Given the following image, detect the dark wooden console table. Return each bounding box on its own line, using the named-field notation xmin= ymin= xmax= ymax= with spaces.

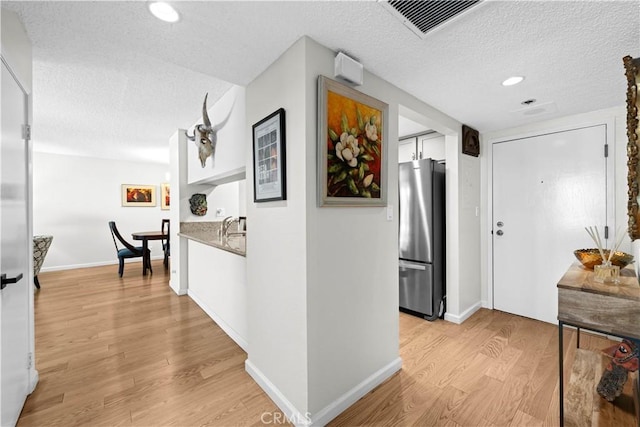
xmin=557 ymin=262 xmax=640 ymax=426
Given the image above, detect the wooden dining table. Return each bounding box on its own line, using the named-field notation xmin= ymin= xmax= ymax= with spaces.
xmin=132 ymin=231 xmax=166 ymax=276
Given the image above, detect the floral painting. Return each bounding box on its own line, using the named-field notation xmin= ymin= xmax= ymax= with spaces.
xmin=318 ymin=76 xmax=388 ymax=206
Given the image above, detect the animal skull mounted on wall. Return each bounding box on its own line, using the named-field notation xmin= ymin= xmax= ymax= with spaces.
xmin=186 ymin=93 xmax=217 ymax=168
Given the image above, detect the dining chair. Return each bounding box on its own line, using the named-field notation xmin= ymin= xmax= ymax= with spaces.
xmin=33 ymin=235 xmax=53 ymax=289
xmin=108 ymin=221 xmax=149 ymax=277
xmin=161 ymin=219 xmax=170 ymax=269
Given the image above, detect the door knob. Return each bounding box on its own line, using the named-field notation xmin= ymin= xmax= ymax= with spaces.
xmin=496 ymin=230 xmax=504 ymax=236
xmin=1 ymin=273 xmax=24 ymax=290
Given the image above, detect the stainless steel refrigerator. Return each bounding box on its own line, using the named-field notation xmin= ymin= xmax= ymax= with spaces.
xmin=398 ymin=159 xmax=445 ymax=320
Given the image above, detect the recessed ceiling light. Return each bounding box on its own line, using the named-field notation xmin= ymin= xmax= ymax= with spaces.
xmin=502 ymin=76 xmax=524 ymax=86
xmin=148 ymin=2 xmax=180 ymax=23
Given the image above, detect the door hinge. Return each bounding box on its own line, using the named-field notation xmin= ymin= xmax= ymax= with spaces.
xmin=604 ymin=225 xmax=609 ymax=239
xmin=604 ymin=143 xmax=609 ymax=158
xmin=22 ymin=124 xmax=31 ymax=141
xmin=27 ymin=352 xmax=33 ymax=369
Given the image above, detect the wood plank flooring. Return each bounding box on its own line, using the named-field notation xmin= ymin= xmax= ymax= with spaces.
xmin=18 ymin=261 xmax=634 ymax=426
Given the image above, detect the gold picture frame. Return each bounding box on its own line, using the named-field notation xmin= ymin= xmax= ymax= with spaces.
xmin=161 ymin=183 xmax=170 ymax=210
xmin=624 ymin=55 xmax=640 ymax=240
xmin=317 ymin=76 xmax=388 ymax=207
xmin=121 ymin=184 xmax=156 ymax=207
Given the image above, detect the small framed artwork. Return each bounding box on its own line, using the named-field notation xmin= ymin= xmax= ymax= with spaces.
xmin=318 ymin=76 xmax=388 ymax=207
xmin=160 ymin=183 xmax=170 ymax=210
xmin=252 ymin=108 xmax=287 ymax=202
xmin=462 ymin=124 xmax=480 ymax=157
xmin=121 ymin=184 xmax=156 ymax=207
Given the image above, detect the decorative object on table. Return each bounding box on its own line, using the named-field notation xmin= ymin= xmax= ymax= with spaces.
xmin=160 ymin=183 xmax=170 ymax=210
xmin=121 ymin=184 xmax=156 ymax=207
xmin=624 ymin=55 xmax=640 ymax=240
xmin=184 ymin=93 xmax=234 ymax=168
xmin=583 ymin=226 xmax=627 ymax=283
xmin=596 ymin=338 xmax=640 ymax=402
xmin=189 ymin=193 xmax=207 ymax=216
xmin=252 ymin=108 xmax=287 ymax=202
xmin=462 ymin=124 xmax=480 ymax=157
xmin=317 ymin=76 xmax=388 ymax=207
xmin=573 ymin=249 xmax=634 ymax=270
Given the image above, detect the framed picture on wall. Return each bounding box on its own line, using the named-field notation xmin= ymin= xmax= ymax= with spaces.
xmin=121 ymin=184 xmax=156 ymax=207
xmin=462 ymin=124 xmax=480 ymax=157
xmin=252 ymin=108 xmax=287 ymax=202
xmin=317 ymin=76 xmax=388 ymax=207
xmin=161 ymin=183 xmax=170 ymax=210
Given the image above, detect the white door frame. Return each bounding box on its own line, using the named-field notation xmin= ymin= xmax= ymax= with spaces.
xmin=486 ymin=118 xmax=616 ymax=311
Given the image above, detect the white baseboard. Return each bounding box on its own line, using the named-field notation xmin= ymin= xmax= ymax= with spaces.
xmin=245 ymin=357 xmax=402 ymax=427
xmin=245 ymin=360 xmax=311 ymax=426
xmin=444 ymin=301 xmax=482 ymax=324
xmin=311 ymin=357 xmax=402 ymax=426
xmin=169 ymin=280 xmax=188 ymax=296
xmin=29 ymin=369 xmax=39 ymax=394
xmin=188 ymin=290 xmax=248 ymax=352
xmin=40 ymin=256 xmax=164 ymax=273
xmin=481 ymin=299 xmax=491 ymax=309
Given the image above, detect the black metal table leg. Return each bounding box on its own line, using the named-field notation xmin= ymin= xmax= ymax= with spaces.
xmin=559 ymin=320 xmax=564 ymax=427
xmin=142 ymin=238 xmax=149 ymax=276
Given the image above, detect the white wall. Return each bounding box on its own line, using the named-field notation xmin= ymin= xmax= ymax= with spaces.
xmin=179 ymin=181 xmax=243 ymax=223
xmin=246 ymin=37 xmax=310 ymax=414
xmin=169 ymin=85 xmax=248 ymax=295
xmin=187 ymin=240 xmax=247 ymax=350
xmin=187 ymin=86 xmax=246 ymax=184
xmin=33 ymin=151 xmax=170 ymax=271
xmin=169 ymin=127 xmax=246 ymax=296
xmin=481 ymin=106 xmax=628 ymax=306
xmin=304 ymin=38 xmax=401 ymax=415
xmin=245 ymin=36 xmax=479 ymax=423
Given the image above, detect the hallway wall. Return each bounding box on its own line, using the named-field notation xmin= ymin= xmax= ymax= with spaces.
xmin=33 ymin=151 xmax=169 ymax=270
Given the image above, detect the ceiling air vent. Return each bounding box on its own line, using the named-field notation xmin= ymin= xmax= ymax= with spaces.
xmin=381 ymin=0 xmax=482 ymax=39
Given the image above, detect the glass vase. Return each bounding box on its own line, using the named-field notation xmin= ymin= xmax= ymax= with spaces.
xmin=594 ymin=261 xmax=620 ymax=284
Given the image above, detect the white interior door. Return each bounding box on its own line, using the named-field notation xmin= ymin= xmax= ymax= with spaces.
xmin=1 ymin=60 xmax=31 ymax=426
xmin=493 ymin=125 xmax=609 ymax=324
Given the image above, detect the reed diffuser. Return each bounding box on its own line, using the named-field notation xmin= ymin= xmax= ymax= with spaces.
xmin=585 ymin=226 xmax=625 ymax=284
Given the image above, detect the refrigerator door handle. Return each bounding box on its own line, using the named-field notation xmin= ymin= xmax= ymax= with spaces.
xmin=399 ymin=260 xmax=427 ymax=271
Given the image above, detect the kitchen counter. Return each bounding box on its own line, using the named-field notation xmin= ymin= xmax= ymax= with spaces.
xmin=178 ymin=221 xmax=246 ymax=257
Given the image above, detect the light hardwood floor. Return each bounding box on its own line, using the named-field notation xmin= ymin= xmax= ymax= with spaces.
xmin=18 ymin=261 xmax=629 ymax=426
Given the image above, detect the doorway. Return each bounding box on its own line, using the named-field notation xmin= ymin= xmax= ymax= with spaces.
xmin=492 ymin=124 xmax=612 ymax=324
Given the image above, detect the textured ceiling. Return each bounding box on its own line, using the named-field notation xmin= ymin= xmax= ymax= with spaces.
xmin=3 ymin=0 xmax=639 ymax=164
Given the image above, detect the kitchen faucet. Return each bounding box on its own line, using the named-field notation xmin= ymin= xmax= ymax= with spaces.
xmin=221 ymin=216 xmax=246 ymax=240
xmin=221 ymin=216 xmax=235 ymax=239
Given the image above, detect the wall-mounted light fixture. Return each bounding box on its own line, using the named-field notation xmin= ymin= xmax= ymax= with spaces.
xmin=334 ymin=52 xmax=363 ymax=86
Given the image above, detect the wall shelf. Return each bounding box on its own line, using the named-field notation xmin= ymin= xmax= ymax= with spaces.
xmin=189 ymin=166 xmax=245 ymax=186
